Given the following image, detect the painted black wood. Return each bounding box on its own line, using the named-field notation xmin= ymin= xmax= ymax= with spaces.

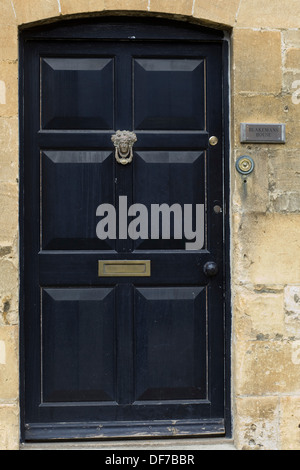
xmin=21 ymin=16 xmax=224 ymax=41
xmin=20 ymin=18 xmax=229 ymax=441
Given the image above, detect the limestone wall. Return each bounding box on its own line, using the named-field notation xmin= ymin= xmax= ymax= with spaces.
xmin=0 ymin=0 xmax=299 ymax=450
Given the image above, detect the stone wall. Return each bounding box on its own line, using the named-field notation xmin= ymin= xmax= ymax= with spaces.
xmin=0 ymin=0 xmax=299 ymax=450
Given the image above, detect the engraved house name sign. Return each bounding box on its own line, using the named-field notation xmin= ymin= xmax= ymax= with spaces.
xmin=240 ymin=123 xmax=286 ymax=143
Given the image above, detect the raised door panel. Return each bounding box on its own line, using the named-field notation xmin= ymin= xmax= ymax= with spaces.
xmin=134 ymin=287 xmax=207 ymax=402
xmin=133 ymin=151 xmax=206 ymax=250
xmin=133 ymin=58 xmax=205 ymax=130
xmin=42 ymin=288 xmax=116 ymax=403
xmin=41 ymin=150 xmax=115 ymax=250
xmin=41 ymin=57 xmax=115 ymax=130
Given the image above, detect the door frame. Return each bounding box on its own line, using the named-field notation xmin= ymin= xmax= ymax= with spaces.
xmin=19 ymin=16 xmax=231 ymax=442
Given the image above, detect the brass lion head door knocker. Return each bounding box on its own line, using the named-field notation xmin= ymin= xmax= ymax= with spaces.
xmin=111 ymin=130 xmax=137 ymax=165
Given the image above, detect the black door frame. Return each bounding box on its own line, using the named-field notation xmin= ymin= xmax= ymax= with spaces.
xmin=19 ymin=16 xmax=231 ymax=442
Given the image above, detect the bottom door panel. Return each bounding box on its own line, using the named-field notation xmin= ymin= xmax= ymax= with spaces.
xmin=42 ymin=288 xmax=116 ymax=403
xmin=134 ymin=287 xmax=207 ymax=402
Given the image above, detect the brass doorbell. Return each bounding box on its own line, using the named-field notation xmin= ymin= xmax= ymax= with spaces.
xmin=236 ymin=156 xmax=255 ymax=175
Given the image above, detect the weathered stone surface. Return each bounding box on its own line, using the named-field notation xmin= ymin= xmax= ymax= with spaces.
xmin=233 ymin=30 xmax=282 ymax=94
xmin=234 ymin=286 xmax=285 ymax=341
xmin=285 ymin=49 xmax=300 ymax=71
xmin=282 ymin=71 xmax=300 ymax=96
xmin=0 ymin=117 xmax=19 ymax=182
xmin=0 ymin=293 xmax=18 ymax=327
xmin=268 ymin=149 xmax=300 ymax=213
xmin=0 ymin=405 xmax=19 ymax=450
xmin=0 ymin=256 xmax=18 ymax=327
xmin=13 ymin=0 xmax=60 ymax=25
xmin=0 ymin=0 xmax=17 ymax=25
xmin=270 ymin=192 xmax=300 ymax=213
xmin=0 ymin=326 xmax=19 ymax=400
xmin=0 ymin=256 xmax=19 ymax=326
xmin=60 ymin=0 xmax=149 ymax=15
xmin=280 ymin=397 xmax=300 ymax=450
xmin=60 ymin=0 xmax=104 ymax=15
xmin=284 ymin=286 xmax=300 ymax=335
xmin=236 ymin=0 xmax=300 ymax=28
xmin=105 ymin=0 xmax=148 ymax=10
xmin=284 ymin=120 xmax=300 ymax=148
xmin=234 ymin=397 xmax=279 ymax=450
xmin=283 ymin=30 xmax=300 ymax=48
xmin=150 ymin=0 xmax=193 ymax=16
xmin=0 ymin=183 xmax=18 ymax=244
xmin=0 ymin=24 xmax=18 ymax=61
xmin=235 ymin=339 xmax=300 ymax=396
xmin=0 ymin=61 xmax=18 ymax=118
xmin=232 ymin=213 xmax=300 ymax=285
xmin=193 ymin=0 xmax=240 ymax=27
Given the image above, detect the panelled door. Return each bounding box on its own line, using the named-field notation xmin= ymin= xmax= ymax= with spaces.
xmin=21 ymin=19 xmax=229 ymax=440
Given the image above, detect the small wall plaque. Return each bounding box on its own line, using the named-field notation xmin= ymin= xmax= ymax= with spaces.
xmin=240 ymin=123 xmax=286 ymax=144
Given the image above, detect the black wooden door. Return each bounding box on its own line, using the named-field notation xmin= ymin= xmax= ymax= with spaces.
xmin=21 ymin=19 xmax=229 ymax=440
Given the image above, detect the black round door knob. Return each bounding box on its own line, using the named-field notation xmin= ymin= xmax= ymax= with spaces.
xmin=204 ymin=261 xmax=219 ymax=277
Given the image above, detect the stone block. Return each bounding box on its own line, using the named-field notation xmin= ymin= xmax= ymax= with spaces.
xmin=0 ymin=405 xmax=19 ymax=450
xmin=0 ymin=183 xmax=18 ymax=244
xmin=0 ymin=61 xmax=18 ymax=118
xmin=0 ymin=251 xmax=18 ymax=326
xmin=285 ymin=120 xmax=300 ymax=148
xmin=0 ymin=259 xmax=18 ymax=319
xmin=150 ymin=0 xmax=193 ymax=16
xmin=270 ymin=192 xmax=300 ymax=213
xmin=234 ymin=397 xmax=279 ymax=450
xmin=282 ymin=71 xmax=300 ymax=95
xmin=234 ymin=339 xmax=300 ymax=396
xmin=60 ymin=0 xmax=149 ymax=15
xmin=232 ymin=213 xmax=300 ymax=285
xmin=234 ymin=286 xmax=285 ymax=341
xmin=13 ymin=0 xmax=60 ymax=25
xmin=0 ymin=293 xmax=18 ymax=327
xmin=0 ymin=24 xmax=18 ymax=61
xmin=236 ymin=0 xmax=300 ymax=29
xmin=60 ymin=0 xmax=104 ymax=15
xmin=283 ymin=30 xmax=300 ymax=48
xmin=0 ymin=0 xmax=17 ymax=24
xmin=0 ymin=117 xmax=19 ymax=182
xmin=104 ymin=0 xmax=149 ymax=11
xmin=285 ymin=49 xmax=300 ymax=71
xmin=268 ymin=145 xmax=300 ymax=213
xmin=268 ymin=149 xmax=300 ymax=193
xmin=233 ymin=29 xmax=282 ymax=94
xmin=0 ymin=326 xmax=19 ymax=400
xmin=284 ymin=286 xmax=300 ymax=335
xmin=193 ymin=0 xmax=240 ymax=27
xmin=280 ymin=396 xmax=300 ymax=450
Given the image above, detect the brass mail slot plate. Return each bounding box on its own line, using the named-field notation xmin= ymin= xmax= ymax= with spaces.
xmin=98 ymin=260 xmax=151 ymax=277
